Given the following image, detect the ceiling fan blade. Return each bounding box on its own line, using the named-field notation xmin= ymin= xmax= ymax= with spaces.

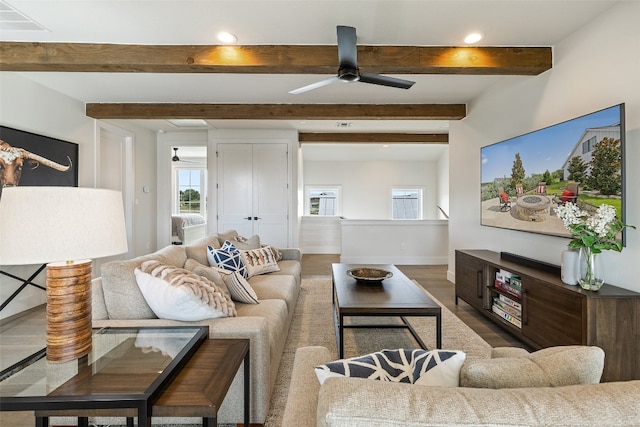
xmin=289 ymin=76 xmax=340 ymax=94
xmin=337 ymin=25 xmax=357 ymax=69
xmin=359 ymin=72 xmax=415 ymax=89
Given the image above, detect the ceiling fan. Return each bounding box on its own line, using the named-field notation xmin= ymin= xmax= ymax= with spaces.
xmin=171 ymin=147 xmax=199 ymax=163
xmin=289 ymin=25 xmax=416 ymax=95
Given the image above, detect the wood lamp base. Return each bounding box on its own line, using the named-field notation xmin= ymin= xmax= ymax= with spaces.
xmin=46 ymin=260 xmax=93 ymax=363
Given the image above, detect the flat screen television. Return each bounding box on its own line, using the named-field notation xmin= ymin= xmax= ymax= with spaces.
xmin=480 ymin=103 xmax=626 ymax=242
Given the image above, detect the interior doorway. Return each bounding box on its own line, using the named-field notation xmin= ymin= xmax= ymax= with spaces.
xmin=170 ymin=146 xmax=208 ymax=245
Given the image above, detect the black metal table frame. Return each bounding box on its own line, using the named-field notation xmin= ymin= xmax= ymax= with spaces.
xmin=332 ymin=275 xmax=442 ymax=359
xmin=1 ymin=326 xmax=209 ymax=427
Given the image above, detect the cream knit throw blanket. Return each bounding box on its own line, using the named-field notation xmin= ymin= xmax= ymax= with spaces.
xmin=140 ymin=259 xmax=237 ymax=317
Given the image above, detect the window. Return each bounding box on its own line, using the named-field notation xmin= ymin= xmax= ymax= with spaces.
xmin=305 ymin=186 xmax=341 ymax=216
xmin=176 ymin=168 xmax=207 ymax=215
xmin=391 ymin=188 xmax=423 ymax=219
xmin=582 ymin=136 xmax=596 ymax=154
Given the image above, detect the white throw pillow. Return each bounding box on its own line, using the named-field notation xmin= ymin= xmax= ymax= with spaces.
xmin=134 ymin=261 xmax=236 ymax=321
xmin=240 ymin=246 xmax=281 ymax=277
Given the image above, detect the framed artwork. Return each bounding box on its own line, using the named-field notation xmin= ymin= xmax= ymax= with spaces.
xmin=0 ymin=125 xmax=78 ymax=194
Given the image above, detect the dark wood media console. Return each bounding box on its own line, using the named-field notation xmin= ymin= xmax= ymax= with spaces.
xmin=455 ymin=249 xmax=640 ymax=382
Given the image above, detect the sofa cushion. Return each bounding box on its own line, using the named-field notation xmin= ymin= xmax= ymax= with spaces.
xmin=207 ymin=242 xmax=249 ymax=278
xmin=135 ymin=260 xmax=236 ymax=321
xmin=241 ymin=246 xmax=281 ymax=277
xmin=315 ymin=349 xmax=466 ymax=387
xmin=101 ymin=245 xmax=188 ymax=319
xmin=248 ymin=274 xmax=298 ymax=314
xmin=461 ymin=345 xmax=605 ymax=388
xmin=268 ymin=259 xmax=302 ymax=285
xmin=185 ymin=235 xmax=222 ymax=266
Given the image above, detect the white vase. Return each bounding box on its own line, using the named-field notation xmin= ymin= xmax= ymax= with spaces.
xmin=560 ymin=249 xmax=579 ymax=285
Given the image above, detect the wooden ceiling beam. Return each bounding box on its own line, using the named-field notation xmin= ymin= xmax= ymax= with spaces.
xmin=299 ymin=133 xmax=448 ymax=144
xmin=0 ymin=42 xmax=552 ymax=75
xmin=85 ymin=103 xmax=466 ymax=120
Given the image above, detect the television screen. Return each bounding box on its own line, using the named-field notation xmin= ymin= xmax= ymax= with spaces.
xmin=480 ymin=103 xmax=625 ymax=241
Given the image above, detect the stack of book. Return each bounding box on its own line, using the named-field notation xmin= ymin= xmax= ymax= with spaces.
xmin=492 ymin=294 xmax=522 ymax=328
xmin=492 ymin=269 xmax=522 ymax=328
xmin=494 ymin=269 xmax=522 ymax=298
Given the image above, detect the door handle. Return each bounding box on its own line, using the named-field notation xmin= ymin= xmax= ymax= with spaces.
xmin=253 ymin=217 xmax=261 ymax=220
xmin=245 ymin=216 xmax=252 ymax=220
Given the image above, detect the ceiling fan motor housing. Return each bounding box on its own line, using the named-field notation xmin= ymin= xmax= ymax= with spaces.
xmin=338 ymin=67 xmax=360 ymax=82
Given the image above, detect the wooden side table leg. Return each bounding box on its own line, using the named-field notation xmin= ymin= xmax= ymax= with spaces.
xmin=203 ymin=417 xmax=216 ymax=427
xmin=78 ymin=417 xmax=89 ymax=427
xmin=35 ymin=416 xmax=48 ymax=427
xmin=127 ymin=417 xmax=134 ymax=427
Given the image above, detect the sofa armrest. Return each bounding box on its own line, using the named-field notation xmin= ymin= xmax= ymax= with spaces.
xmin=282 ymin=346 xmax=332 ymax=427
xmin=92 ymin=316 xmax=271 ymax=423
xmin=279 ymin=248 xmax=302 ymax=262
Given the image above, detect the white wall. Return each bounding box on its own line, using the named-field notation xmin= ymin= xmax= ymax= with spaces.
xmin=449 ymin=1 xmax=640 ymax=292
xmin=105 ymin=120 xmax=158 ymax=256
xmin=341 ymin=219 xmax=448 ymax=265
xmin=0 ymin=73 xmax=95 ymax=319
xmin=304 ymin=159 xmax=441 ymax=219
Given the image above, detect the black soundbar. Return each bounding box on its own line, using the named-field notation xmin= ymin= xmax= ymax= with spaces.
xmin=500 ymin=252 xmax=561 ymax=276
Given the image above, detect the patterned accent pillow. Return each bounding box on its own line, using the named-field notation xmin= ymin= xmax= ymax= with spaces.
xmin=134 ymin=260 xmax=236 ymax=321
xmin=218 ymin=270 xmax=259 ymax=304
xmin=240 ymin=246 xmax=281 ymax=277
xmin=232 ymin=234 xmax=261 ymax=250
xmin=207 ymin=242 xmax=248 ymax=278
xmin=315 ymin=349 xmax=465 ymax=387
xmin=413 ymin=349 xmax=466 ymax=386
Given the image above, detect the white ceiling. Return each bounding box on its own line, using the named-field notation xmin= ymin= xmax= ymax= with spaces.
xmin=0 ymin=0 xmax=622 ymax=159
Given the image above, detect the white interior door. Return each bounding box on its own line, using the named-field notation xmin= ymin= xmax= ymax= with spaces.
xmin=217 ymin=143 xmax=289 ymax=246
xmin=252 ymin=144 xmax=288 ymax=247
xmin=217 ymin=144 xmax=254 ymax=238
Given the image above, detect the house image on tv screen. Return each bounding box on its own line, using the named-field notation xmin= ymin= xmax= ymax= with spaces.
xmin=561 ymin=122 xmax=621 ymax=181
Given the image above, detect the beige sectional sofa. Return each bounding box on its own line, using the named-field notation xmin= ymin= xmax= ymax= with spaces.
xmin=283 ymin=345 xmax=640 ymax=426
xmin=90 ymin=230 xmax=301 ymax=426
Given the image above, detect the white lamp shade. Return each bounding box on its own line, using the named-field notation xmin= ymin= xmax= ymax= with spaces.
xmin=0 ymin=186 xmax=128 ymax=265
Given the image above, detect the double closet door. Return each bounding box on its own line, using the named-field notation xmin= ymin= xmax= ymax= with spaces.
xmin=217 ymin=143 xmax=289 ymax=248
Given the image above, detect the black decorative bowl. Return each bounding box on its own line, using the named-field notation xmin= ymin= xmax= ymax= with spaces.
xmin=347 ymin=268 xmax=393 ymax=283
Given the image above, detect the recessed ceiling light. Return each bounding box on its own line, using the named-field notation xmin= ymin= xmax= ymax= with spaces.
xmin=464 ymin=32 xmax=483 ymax=44
xmin=217 ymin=31 xmax=237 ymax=43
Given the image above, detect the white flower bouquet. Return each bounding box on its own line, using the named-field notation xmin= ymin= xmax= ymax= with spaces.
xmin=555 ymin=202 xmax=635 ymax=290
xmin=555 ymin=202 xmax=634 ymax=253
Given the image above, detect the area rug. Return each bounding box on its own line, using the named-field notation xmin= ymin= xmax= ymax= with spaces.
xmin=85 ymin=277 xmax=491 ymax=427
xmin=263 ymin=276 xmax=492 ymax=427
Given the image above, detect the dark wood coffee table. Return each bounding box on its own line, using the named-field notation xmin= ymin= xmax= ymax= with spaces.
xmin=332 ymin=263 xmax=442 ymax=358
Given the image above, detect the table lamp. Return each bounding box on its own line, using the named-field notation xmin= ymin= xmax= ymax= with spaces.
xmin=0 ymin=186 xmax=128 ymax=363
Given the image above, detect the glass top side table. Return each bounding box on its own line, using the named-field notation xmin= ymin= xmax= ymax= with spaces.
xmin=0 ymin=326 xmax=208 ymax=427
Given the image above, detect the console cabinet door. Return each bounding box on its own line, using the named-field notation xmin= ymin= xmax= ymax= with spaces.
xmin=455 ymin=251 xmax=486 ymax=310
xmin=521 ymin=277 xmax=584 ymax=347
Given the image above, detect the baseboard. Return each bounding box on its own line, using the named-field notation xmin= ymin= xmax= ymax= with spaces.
xmin=339 ymin=256 xmax=448 ymax=265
